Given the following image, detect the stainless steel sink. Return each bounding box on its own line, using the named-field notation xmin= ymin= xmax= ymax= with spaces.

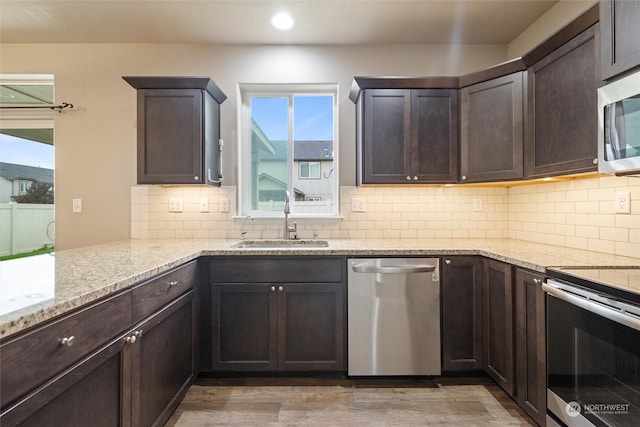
xmin=232 ymin=239 xmax=329 ymax=248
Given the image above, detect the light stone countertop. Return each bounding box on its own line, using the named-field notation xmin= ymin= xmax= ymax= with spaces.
xmin=1 ymin=238 xmax=638 ymax=340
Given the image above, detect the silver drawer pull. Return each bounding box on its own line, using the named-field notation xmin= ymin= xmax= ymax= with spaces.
xmin=168 ymin=281 xmax=179 ymax=287
xmin=134 ymin=330 xmax=144 ymax=338
xmin=126 ymin=335 xmax=137 ymax=344
xmin=60 ymin=336 xmax=75 ymax=347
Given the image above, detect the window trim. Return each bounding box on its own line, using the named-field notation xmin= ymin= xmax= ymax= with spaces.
xmin=238 ymin=83 xmax=339 ymax=218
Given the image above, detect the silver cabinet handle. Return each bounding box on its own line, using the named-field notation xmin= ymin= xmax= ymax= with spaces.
xmin=60 ymin=336 xmax=75 ymax=347
xmin=134 ymin=330 xmax=144 ymax=338
xmin=278 ymin=285 xmax=284 ymax=292
xmin=406 ymin=176 xmax=411 ymax=181
xmin=194 ymin=175 xmax=200 ymax=181
xmin=413 ymin=176 xmax=418 ymax=181
xmin=208 ymin=139 xmax=225 ymax=184
xmin=533 ymin=278 xmax=542 ymax=285
xmin=126 ymin=335 xmax=137 ymax=344
xmin=445 ymin=259 xmax=451 ymax=265
xmin=351 ymin=264 xmax=436 ymax=274
xmin=168 ymin=280 xmax=179 ymax=287
xmin=462 ymin=175 xmax=468 ymax=180
xmin=270 ymin=285 xmax=276 ymax=292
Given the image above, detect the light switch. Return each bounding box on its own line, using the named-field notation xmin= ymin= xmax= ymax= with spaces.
xmin=72 ymin=198 xmax=82 ymax=213
xmin=199 ymin=197 xmax=209 ymax=213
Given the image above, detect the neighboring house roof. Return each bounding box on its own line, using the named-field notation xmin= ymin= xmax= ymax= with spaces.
xmin=0 ymin=162 xmax=54 ymax=184
xmin=258 ymin=140 xmax=333 ymax=161
xmin=294 ymin=140 xmax=333 ymax=161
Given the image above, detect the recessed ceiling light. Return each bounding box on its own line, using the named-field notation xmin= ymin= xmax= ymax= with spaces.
xmin=271 ymin=12 xmax=294 ymax=30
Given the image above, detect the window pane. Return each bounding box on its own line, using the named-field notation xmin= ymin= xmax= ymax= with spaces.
xmin=242 ymin=86 xmax=337 ymax=217
xmin=250 ymin=97 xmax=289 ymax=212
xmin=0 ymin=130 xmax=55 ymax=258
xmin=293 ymin=95 xmax=334 ymax=213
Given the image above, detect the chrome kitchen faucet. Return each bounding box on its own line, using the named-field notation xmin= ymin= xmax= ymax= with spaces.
xmin=283 ymin=191 xmax=297 ymax=240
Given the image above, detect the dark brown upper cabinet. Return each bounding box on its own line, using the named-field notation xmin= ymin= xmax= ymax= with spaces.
xmin=350 ymin=77 xmax=459 ymax=184
xmin=600 ymin=0 xmax=640 ymax=80
xmin=522 ymin=5 xmax=599 ymax=179
xmin=459 ymin=59 xmax=526 ymax=183
xmin=123 ymin=76 xmax=227 ymax=185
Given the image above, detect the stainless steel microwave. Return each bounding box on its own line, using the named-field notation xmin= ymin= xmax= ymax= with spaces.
xmin=598 ymin=70 xmax=640 ymax=175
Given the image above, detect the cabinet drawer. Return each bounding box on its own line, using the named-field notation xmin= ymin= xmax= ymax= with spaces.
xmin=132 ymin=260 xmax=198 ymax=322
xmin=210 ymin=257 xmax=344 ymax=283
xmin=0 ymin=291 xmax=132 ymax=408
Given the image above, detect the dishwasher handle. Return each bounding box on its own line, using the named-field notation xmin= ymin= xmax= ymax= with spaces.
xmin=351 ymin=264 xmax=436 ymax=274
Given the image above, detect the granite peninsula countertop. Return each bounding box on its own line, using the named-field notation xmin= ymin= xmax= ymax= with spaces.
xmin=1 ymin=238 xmax=638 ymax=339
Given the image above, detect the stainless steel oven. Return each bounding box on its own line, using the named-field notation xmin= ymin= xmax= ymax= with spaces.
xmin=544 ymin=267 xmax=640 ymax=427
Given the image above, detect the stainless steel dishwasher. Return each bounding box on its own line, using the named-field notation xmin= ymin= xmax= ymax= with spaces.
xmin=347 ymin=258 xmax=441 ymax=376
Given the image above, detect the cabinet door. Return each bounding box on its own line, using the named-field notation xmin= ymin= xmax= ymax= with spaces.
xmin=525 ymin=25 xmax=599 ymax=178
xmin=441 ymin=257 xmax=483 ymax=371
xmin=137 ymin=88 xmax=204 ymax=184
xmin=411 ymin=89 xmax=458 ymax=183
xmin=483 ymin=259 xmax=514 ymax=396
xmin=277 ymin=283 xmax=345 ymax=371
xmin=362 ymin=89 xmax=411 ymax=183
xmin=131 ymin=291 xmax=195 ymax=427
xmin=211 ymin=283 xmax=278 ymax=371
xmin=460 ymin=73 xmax=524 ymax=183
xmin=1 ymin=335 xmax=132 ymax=427
xmin=601 ymin=0 xmax=640 ymax=80
xmin=515 ymin=269 xmax=546 ymax=426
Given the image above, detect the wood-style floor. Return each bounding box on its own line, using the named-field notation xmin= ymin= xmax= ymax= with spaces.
xmin=165 ymin=376 xmax=536 ymax=426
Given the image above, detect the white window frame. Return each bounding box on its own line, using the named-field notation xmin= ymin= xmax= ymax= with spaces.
xmin=237 ymin=83 xmax=339 ymax=218
xmin=18 ymin=180 xmax=32 ymax=194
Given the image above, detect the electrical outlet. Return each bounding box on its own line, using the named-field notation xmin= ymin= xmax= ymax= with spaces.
xmin=199 ymin=197 xmax=209 ymax=213
xmin=168 ymin=198 xmax=183 ymax=213
xmin=220 ymin=198 xmax=230 ymax=213
xmin=352 ymin=197 xmax=366 ymax=212
xmin=472 ymin=198 xmax=483 ymax=212
xmin=615 ymin=191 xmax=631 ymax=214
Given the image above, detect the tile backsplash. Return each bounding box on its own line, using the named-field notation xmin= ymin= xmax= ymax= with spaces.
xmin=131 ymin=175 xmax=639 ymax=258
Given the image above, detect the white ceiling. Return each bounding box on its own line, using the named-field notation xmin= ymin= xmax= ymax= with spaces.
xmin=0 ymin=0 xmax=560 ymax=45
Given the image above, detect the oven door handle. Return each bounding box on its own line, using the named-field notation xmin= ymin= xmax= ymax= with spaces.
xmin=542 ymin=282 xmax=640 ymax=332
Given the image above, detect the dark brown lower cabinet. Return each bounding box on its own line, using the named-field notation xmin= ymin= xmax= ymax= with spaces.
xmin=211 ymin=282 xmax=344 ymax=372
xmin=441 ymin=256 xmax=483 ymax=371
xmin=132 ymin=291 xmax=196 ymax=427
xmin=1 ymin=334 xmax=131 ymax=427
xmin=212 ymin=283 xmax=278 ymax=371
xmin=514 ymin=269 xmax=546 ymax=426
xmin=278 ymin=283 xmax=344 ymax=371
xmin=1 ymin=291 xmax=197 ymax=427
xmin=483 ymin=259 xmax=515 ymax=396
